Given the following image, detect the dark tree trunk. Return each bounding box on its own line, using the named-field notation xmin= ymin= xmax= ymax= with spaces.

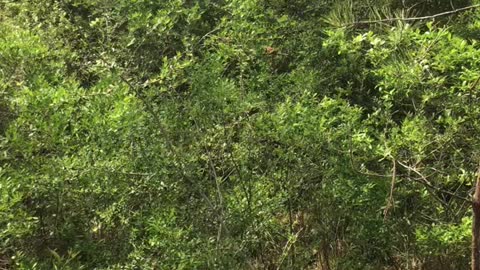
xmin=472 ymin=169 xmax=480 ymax=270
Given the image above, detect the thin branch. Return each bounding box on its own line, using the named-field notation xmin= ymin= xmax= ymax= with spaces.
xmin=350 ymin=4 xmax=480 ymax=26
xmin=68 ymin=167 xmax=155 ymax=177
xmin=276 ymin=228 xmax=304 ymax=270
xmin=95 ymin=52 xmax=137 ymax=91
xmin=397 ymin=160 xmax=471 ymax=203
xmin=348 ymin=132 xmax=394 ymax=178
xmin=197 ymin=26 xmax=220 ymax=46
xmin=115 ymin=171 xmax=156 ymax=177
xmin=383 ymin=158 xmax=397 ymax=221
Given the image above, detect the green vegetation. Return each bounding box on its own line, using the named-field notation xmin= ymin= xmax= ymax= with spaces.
xmin=2 ymin=0 xmax=480 ymax=269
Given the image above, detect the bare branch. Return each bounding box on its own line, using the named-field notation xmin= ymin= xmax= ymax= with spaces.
xmin=397 ymin=160 xmax=471 ymax=203
xmin=383 ymin=158 xmax=397 ymax=221
xmin=276 ymin=228 xmax=304 ymax=270
xmin=350 ymin=4 xmax=480 ymax=26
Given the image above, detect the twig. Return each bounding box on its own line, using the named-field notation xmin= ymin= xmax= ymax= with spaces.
xmin=397 ymin=160 xmax=471 ymax=203
xmin=68 ymin=167 xmax=155 ymax=177
xmin=383 ymin=158 xmax=397 ymax=221
xmin=276 ymin=228 xmax=303 ymax=270
xmin=350 ymin=4 xmax=480 ymax=26
xmin=95 ymin=52 xmax=137 ymax=91
xmin=348 ymin=132 xmax=396 ymax=178
xmin=197 ymin=26 xmax=220 ymax=46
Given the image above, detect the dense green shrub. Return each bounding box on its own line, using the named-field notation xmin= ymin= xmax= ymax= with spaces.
xmin=1 ymin=0 xmax=480 ymax=269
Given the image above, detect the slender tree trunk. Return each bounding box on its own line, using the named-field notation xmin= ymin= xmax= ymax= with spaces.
xmin=472 ymin=166 xmax=480 ymax=270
